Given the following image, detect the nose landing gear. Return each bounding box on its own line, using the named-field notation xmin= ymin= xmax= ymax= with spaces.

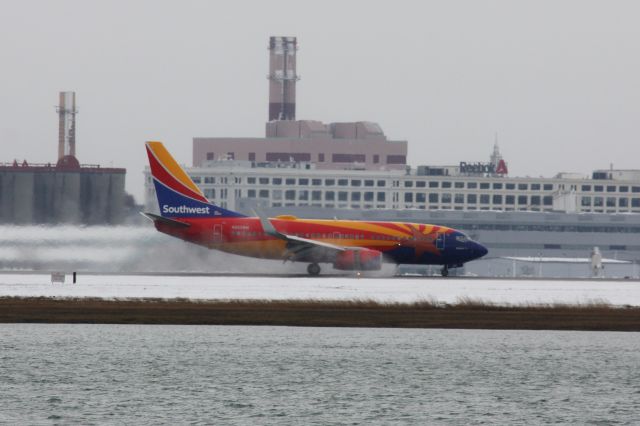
xmin=440 ymin=265 xmax=449 ymax=277
xmin=307 ymin=263 xmax=321 ymax=276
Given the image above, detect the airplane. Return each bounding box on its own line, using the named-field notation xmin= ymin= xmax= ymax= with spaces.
xmin=143 ymin=141 xmax=488 ymax=276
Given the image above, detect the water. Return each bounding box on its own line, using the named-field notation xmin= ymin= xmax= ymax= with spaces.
xmin=1 ymin=325 xmax=638 ymax=425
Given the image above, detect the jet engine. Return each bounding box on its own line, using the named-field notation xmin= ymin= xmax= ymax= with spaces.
xmin=333 ymin=248 xmax=382 ymax=271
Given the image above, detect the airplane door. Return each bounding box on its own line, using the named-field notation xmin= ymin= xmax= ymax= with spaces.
xmin=213 ymin=224 xmax=223 ymax=243
xmin=435 ymin=232 xmax=445 ymax=250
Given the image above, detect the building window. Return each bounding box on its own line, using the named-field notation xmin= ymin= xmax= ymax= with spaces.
xmin=531 ymin=196 xmax=541 ymax=205
xmin=429 ymin=193 xmax=439 ymax=203
xmin=248 ymin=152 xmax=256 ymax=161
xmin=206 ymin=152 xmax=214 ymax=161
xmin=404 ymin=193 xmax=413 ymax=202
xmin=493 ymin=194 xmax=503 ymax=204
xmin=352 ymin=192 xmax=361 ymax=202
xmin=416 ymin=181 xmax=426 ymax=188
xmin=325 ymin=179 xmax=335 ymax=186
xmin=455 ymin=194 xmax=465 ymax=204
xmin=441 ymin=182 xmax=451 ymax=189
xmin=364 ymin=192 xmax=374 ymax=202
xmin=581 ymin=185 xmax=592 ymax=191
xmin=594 ymin=196 xmax=603 ymax=207
xmin=543 ymin=184 xmax=553 ymax=191
xmin=377 ymin=192 xmax=386 ymax=202
xmin=581 ymin=197 xmax=592 ymax=206
xmin=227 ymin=152 xmax=235 ymax=160
xmin=607 ymin=186 xmax=616 ymax=192
xmin=620 ymin=198 xmax=629 ymax=208
xmin=272 ymin=190 xmax=282 ymax=200
xmin=318 ymin=153 xmax=324 ymax=162
xmin=259 ymin=177 xmax=269 ymax=184
xmin=543 ymin=196 xmax=553 ymax=206
xmin=272 ymin=178 xmax=282 ymax=185
xmin=266 ymin=152 xmax=311 ymax=162
xmin=285 ymin=190 xmax=296 ymax=200
xmin=442 ymin=193 xmax=452 ymax=203
xmin=455 ymin=182 xmax=465 ymax=189
xmin=606 ymin=197 xmax=616 ymax=207
xmin=377 ymin=180 xmax=386 ymax=187
xmin=480 ymin=194 xmax=490 ymax=204
xmin=594 ymin=185 xmax=603 ymax=192
xmin=285 ymin=178 xmax=296 ymax=186
xmin=493 ymin=183 xmax=503 ymax=190
xmin=531 ymin=184 xmax=541 ymax=191
xmin=325 ymin=191 xmax=335 ymax=201
xmin=247 ymin=177 xmax=256 ymax=184
xmin=352 ymin=180 xmax=362 ymax=187
xmin=298 ymin=190 xmax=309 ymax=200
xmin=298 ymin=178 xmax=308 ymax=186
xmin=518 ymin=195 xmax=528 ymax=205
xmin=429 ymin=181 xmax=439 ymax=188
xmin=518 ymin=183 xmax=528 ymax=190
xmin=333 ymin=154 xmax=366 ymax=163
xmin=311 ymin=179 xmax=322 ymax=186
xmin=248 ymin=189 xmax=256 ymax=198
xmin=259 ymin=190 xmax=269 ymax=198
xmin=467 ymin=194 xmax=477 ymax=204
xmin=506 ymin=195 xmax=515 ymax=205
xmin=467 ymin=182 xmax=478 ymax=189
xmin=632 ymin=198 xmax=640 ymax=207
xmin=386 ymin=155 xmax=406 ymax=164
xmin=312 ymin=191 xmax=322 ymax=201
xmin=338 ymin=179 xmax=348 ymax=186
xmin=620 ymin=186 xmax=629 ymax=192
xmin=416 ymin=193 xmax=426 ymax=203
xmin=373 ymin=154 xmax=379 ymax=164
xmin=338 ymin=192 xmax=348 ymax=201
xmin=506 ymin=183 xmax=516 ymax=190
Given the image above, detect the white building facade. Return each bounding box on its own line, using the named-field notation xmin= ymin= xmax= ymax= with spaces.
xmin=144 ymin=161 xmax=640 ymax=216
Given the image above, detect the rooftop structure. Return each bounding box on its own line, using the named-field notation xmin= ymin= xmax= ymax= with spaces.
xmin=193 ymin=36 xmax=408 ymax=171
xmin=268 ymin=36 xmax=298 ymax=121
xmin=57 ymin=91 xmax=77 ymax=161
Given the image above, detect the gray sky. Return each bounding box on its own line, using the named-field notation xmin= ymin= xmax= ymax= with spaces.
xmin=1 ymin=0 xmax=639 ymax=202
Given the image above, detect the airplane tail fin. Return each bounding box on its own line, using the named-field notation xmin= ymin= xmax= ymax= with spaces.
xmin=145 ymin=141 xmax=245 ymax=218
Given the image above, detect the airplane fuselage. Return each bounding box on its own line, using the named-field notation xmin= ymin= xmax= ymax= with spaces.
xmin=154 ymin=215 xmax=487 ymax=268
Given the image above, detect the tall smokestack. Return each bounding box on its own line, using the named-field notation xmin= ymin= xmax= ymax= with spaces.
xmin=268 ymin=36 xmax=299 ymax=121
xmin=57 ymin=91 xmax=77 ymax=160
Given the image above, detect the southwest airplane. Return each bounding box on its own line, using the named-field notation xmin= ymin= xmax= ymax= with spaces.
xmin=143 ymin=142 xmax=488 ymax=276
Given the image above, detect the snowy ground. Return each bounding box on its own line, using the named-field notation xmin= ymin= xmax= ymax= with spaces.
xmin=1 ymin=273 xmax=639 ymax=306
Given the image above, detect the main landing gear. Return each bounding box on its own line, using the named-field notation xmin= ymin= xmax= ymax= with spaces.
xmin=440 ymin=266 xmax=449 ymax=277
xmin=307 ymin=263 xmax=321 ymax=276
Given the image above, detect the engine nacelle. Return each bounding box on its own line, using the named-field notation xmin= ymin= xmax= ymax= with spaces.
xmin=333 ymin=248 xmax=382 ymax=271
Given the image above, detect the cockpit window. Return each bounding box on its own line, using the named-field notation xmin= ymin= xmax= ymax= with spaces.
xmin=455 ymin=235 xmax=469 ymax=243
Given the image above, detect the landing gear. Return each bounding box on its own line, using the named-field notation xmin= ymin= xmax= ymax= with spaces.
xmin=440 ymin=266 xmax=449 ymax=277
xmin=307 ymin=263 xmax=321 ymax=276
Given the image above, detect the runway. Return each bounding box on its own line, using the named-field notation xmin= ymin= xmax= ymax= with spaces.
xmin=1 ymin=272 xmax=639 ymax=306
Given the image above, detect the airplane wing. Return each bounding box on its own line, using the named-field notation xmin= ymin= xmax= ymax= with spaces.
xmin=253 ymin=210 xmax=346 ymax=261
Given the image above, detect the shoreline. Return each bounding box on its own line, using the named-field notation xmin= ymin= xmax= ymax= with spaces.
xmin=2 ymin=297 xmax=640 ymax=331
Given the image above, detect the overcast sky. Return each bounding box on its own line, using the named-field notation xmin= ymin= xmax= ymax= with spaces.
xmin=1 ymin=0 xmax=639 ymax=202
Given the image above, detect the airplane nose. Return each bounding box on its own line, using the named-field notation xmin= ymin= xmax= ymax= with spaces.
xmin=474 ymin=242 xmax=488 ymax=258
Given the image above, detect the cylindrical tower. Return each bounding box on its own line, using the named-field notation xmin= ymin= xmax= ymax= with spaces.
xmin=268 ymin=36 xmax=299 ymax=121
xmin=57 ymin=91 xmax=77 ymax=160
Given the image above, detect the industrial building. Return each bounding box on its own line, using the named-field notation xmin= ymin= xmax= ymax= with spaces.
xmin=1 ymin=92 xmax=127 ymax=225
